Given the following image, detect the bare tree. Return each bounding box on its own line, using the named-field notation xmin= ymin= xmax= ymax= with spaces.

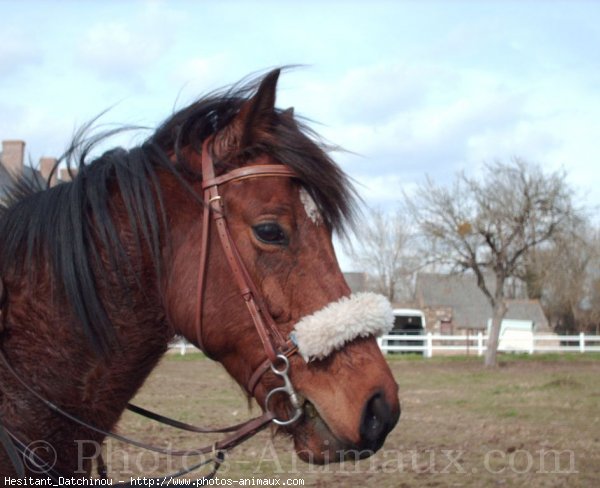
xmin=350 ymin=207 xmax=417 ymax=302
xmin=525 ymin=224 xmax=600 ymax=333
xmin=407 ymin=158 xmax=582 ymax=367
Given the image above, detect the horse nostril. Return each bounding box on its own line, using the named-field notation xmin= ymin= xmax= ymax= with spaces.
xmin=359 ymin=391 xmax=399 ymax=452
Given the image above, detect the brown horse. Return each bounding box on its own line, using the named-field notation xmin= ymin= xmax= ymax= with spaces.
xmin=0 ymin=69 xmax=399 ymax=478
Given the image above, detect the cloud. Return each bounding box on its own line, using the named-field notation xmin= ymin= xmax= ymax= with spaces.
xmin=0 ymin=101 xmax=74 ymax=162
xmin=0 ymin=27 xmax=43 ymax=77
xmin=76 ymin=3 xmax=181 ymax=85
xmin=78 ymin=22 xmax=166 ymax=81
xmin=296 ymin=59 xmax=600 ymax=211
xmin=322 ymin=70 xmax=526 ymax=173
xmin=170 ymin=54 xmax=232 ymax=100
xmin=333 ymin=63 xmax=456 ymax=125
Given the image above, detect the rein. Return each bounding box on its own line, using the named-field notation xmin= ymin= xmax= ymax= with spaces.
xmin=0 ymin=140 xmax=304 ymax=479
xmin=0 ymin=345 xmax=265 ymax=482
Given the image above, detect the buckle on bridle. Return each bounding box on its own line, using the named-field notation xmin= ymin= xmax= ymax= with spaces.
xmin=264 ymin=354 xmax=303 ymax=426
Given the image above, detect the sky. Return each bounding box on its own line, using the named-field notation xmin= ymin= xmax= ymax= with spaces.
xmin=1 ymin=0 xmax=599 ymax=268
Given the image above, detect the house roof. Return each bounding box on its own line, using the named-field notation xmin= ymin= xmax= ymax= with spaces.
xmin=0 ymin=160 xmax=44 ymax=200
xmin=0 ymin=164 xmax=10 ymax=199
xmin=415 ymin=272 xmax=550 ymax=331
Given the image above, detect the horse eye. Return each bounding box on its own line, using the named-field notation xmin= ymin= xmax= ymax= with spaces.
xmin=253 ymin=223 xmax=288 ymax=246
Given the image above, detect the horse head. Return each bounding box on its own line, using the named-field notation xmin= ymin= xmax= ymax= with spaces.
xmin=162 ymin=69 xmax=400 ymax=463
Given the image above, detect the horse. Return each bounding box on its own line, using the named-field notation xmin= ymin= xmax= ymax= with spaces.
xmin=0 ymin=69 xmax=400 ymax=479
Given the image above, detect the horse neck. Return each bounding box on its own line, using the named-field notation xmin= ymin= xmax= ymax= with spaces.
xmin=0 ymin=215 xmax=174 ymax=475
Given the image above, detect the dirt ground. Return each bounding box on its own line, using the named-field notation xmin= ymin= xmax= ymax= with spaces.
xmin=105 ymin=353 xmax=600 ymax=487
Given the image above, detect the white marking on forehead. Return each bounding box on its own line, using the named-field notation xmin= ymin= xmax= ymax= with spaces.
xmin=290 ymin=292 xmax=394 ymax=362
xmin=299 ymin=188 xmax=322 ymax=225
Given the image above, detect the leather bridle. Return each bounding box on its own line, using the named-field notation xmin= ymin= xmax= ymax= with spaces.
xmin=196 ymin=140 xmax=294 ymax=360
xmin=194 ymin=138 xmax=303 ymax=424
xmin=0 ymin=139 xmax=306 ymax=480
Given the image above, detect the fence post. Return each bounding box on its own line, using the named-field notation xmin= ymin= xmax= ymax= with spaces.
xmin=529 ymin=333 xmax=535 ymax=355
xmin=425 ymin=332 xmax=433 ymax=358
xmin=580 ymin=332 xmax=585 ymax=353
xmin=477 ymin=332 xmax=483 ymax=356
xmin=180 ymin=341 xmax=186 ymax=356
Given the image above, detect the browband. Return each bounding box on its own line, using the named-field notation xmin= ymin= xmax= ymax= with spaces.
xmin=203 ymin=164 xmax=297 ymax=188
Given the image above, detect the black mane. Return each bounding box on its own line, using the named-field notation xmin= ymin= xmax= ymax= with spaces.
xmin=0 ymin=70 xmax=357 ymax=357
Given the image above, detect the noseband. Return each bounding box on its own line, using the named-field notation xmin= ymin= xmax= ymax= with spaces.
xmin=194 ymin=139 xmax=303 ymax=425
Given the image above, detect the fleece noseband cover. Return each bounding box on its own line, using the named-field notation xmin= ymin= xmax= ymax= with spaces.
xmin=290 ymin=292 xmax=394 ymax=362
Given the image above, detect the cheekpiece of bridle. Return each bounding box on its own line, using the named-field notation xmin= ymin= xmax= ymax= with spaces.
xmin=194 ymin=138 xmax=303 ymax=426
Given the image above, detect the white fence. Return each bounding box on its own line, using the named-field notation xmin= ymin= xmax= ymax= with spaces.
xmin=378 ymin=332 xmax=600 ymax=357
xmin=169 ymin=333 xmax=600 ymax=357
xmin=169 ymin=341 xmax=199 ymax=355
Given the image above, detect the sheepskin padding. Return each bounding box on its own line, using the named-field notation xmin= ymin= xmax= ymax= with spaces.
xmin=291 ymin=292 xmax=394 ymax=361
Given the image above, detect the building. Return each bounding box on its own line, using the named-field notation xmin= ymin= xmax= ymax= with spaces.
xmin=0 ymin=139 xmax=71 ymax=199
xmin=415 ymin=272 xmax=551 ymax=335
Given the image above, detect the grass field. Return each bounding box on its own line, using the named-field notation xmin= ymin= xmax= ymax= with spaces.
xmin=107 ymin=353 xmax=600 ymax=487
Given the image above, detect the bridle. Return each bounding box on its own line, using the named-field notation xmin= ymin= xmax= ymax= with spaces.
xmin=0 ymin=139 xmax=306 ymax=480
xmin=194 ymin=138 xmax=303 ymax=424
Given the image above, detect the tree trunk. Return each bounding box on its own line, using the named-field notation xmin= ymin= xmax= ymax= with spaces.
xmin=484 ymin=299 xmax=508 ymax=367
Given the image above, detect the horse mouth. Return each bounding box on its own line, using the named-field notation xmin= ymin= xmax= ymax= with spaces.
xmin=284 ymin=399 xmax=376 ymax=464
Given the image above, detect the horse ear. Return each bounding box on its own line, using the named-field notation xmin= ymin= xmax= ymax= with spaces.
xmin=282 ymin=107 xmax=294 ymax=119
xmin=238 ymin=69 xmax=280 ymax=147
xmin=212 ymin=69 xmax=280 ymax=158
